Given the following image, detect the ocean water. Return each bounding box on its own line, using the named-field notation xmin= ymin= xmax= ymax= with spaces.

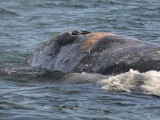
xmin=0 ymin=0 xmax=160 ymax=119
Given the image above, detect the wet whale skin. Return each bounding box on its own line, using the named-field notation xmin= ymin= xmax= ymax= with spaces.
xmin=27 ymin=31 xmax=160 ymax=75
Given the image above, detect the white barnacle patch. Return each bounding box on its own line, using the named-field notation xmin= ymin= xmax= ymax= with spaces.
xmin=85 ymin=64 xmax=89 ymax=67
xmin=62 ymin=60 xmax=65 ymax=64
xmin=112 ymin=54 xmax=116 ymax=57
xmin=93 ymin=67 xmax=98 ymax=72
xmin=116 ymin=61 xmax=120 ymax=64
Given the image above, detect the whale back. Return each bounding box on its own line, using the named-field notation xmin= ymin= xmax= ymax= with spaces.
xmin=27 ymin=31 xmax=160 ymax=75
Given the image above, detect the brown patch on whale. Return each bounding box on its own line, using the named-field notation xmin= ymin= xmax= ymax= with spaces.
xmin=80 ymin=32 xmax=115 ymax=50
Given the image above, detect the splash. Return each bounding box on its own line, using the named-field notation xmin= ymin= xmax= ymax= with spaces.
xmin=99 ymin=69 xmax=160 ymax=96
xmin=1 ymin=65 xmax=160 ymax=96
xmin=141 ymin=71 xmax=160 ymax=96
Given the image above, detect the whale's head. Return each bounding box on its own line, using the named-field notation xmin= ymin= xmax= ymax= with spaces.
xmin=56 ymin=30 xmax=115 ymax=51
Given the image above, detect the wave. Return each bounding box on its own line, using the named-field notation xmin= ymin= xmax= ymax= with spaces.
xmin=58 ymin=69 xmax=160 ymax=96
xmin=0 ymin=8 xmax=19 ymax=16
xmin=1 ymin=65 xmax=160 ymax=96
xmin=61 ymin=69 xmax=160 ymax=97
xmin=99 ymin=69 xmax=160 ymax=96
xmin=37 ymin=1 xmax=88 ymax=9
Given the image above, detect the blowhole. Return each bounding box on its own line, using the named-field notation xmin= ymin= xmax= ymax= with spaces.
xmin=71 ymin=30 xmax=91 ymax=35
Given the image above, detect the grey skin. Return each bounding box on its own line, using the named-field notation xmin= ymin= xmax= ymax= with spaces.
xmin=27 ymin=31 xmax=160 ymax=75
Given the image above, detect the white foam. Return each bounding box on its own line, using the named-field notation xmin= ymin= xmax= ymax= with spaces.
xmin=99 ymin=69 xmax=160 ymax=96
xmin=141 ymin=71 xmax=160 ymax=96
xmin=62 ymin=69 xmax=160 ymax=96
xmin=2 ymin=66 xmax=160 ymax=96
xmin=99 ymin=69 xmax=138 ymax=92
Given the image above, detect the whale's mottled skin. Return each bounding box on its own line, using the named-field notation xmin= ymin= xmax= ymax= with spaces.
xmin=27 ymin=31 xmax=160 ymax=75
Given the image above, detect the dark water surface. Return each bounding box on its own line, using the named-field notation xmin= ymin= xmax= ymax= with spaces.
xmin=0 ymin=0 xmax=160 ymax=119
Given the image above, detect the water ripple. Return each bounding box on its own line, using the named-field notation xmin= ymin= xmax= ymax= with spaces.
xmin=0 ymin=8 xmax=19 ymax=16
xmin=0 ymin=0 xmax=160 ymax=119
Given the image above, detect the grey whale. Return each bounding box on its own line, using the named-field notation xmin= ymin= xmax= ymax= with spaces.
xmin=26 ymin=31 xmax=160 ymax=75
